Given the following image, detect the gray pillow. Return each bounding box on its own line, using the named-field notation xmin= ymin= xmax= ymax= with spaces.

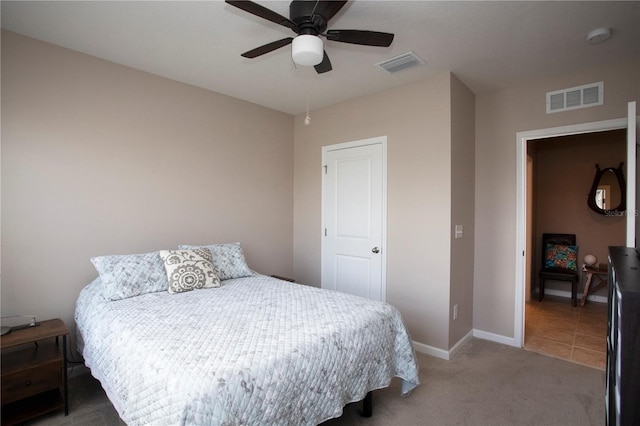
xmin=177 ymin=242 xmax=253 ymax=281
xmin=91 ymin=251 xmax=169 ymax=301
xmin=159 ymin=248 xmax=221 ymax=294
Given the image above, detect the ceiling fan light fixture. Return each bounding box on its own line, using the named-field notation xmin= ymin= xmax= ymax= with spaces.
xmin=292 ymin=35 xmax=323 ymax=66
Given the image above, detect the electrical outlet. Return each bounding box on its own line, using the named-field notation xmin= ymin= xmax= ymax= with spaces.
xmin=453 ymin=304 xmax=458 ymax=320
xmin=455 ymin=225 xmax=463 ymax=239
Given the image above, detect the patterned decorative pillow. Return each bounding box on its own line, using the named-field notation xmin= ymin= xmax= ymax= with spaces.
xmin=178 ymin=242 xmax=253 ymax=281
xmin=159 ymin=248 xmax=221 ymax=294
xmin=545 ymin=244 xmax=578 ymax=271
xmin=91 ymin=251 xmax=169 ymax=301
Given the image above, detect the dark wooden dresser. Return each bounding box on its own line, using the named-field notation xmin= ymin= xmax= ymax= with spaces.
xmin=1 ymin=318 xmax=69 ymax=425
xmin=606 ymin=247 xmax=640 ymax=426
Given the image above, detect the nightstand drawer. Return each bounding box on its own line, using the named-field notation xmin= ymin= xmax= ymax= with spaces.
xmin=1 ymin=360 xmax=63 ymax=404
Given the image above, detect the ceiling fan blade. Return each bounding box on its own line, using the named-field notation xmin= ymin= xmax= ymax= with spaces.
xmin=241 ymin=38 xmax=294 ymax=58
xmin=225 ymin=0 xmax=296 ymax=30
xmin=314 ymin=51 xmax=332 ymax=74
xmin=325 ymin=29 xmax=394 ymax=47
xmin=313 ymin=1 xmax=348 ymax=22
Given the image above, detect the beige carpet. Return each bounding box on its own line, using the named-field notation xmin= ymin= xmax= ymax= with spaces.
xmin=27 ymin=338 xmax=605 ymax=425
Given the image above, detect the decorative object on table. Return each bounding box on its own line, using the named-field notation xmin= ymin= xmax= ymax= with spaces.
xmin=0 ymin=315 xmax=37 ymax=335
xmin=583 ymin=254 xmax=597 ymax=266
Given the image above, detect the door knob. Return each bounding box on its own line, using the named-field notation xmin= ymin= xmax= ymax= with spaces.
xmin=372 ymin=247 xmax=380 ymax=254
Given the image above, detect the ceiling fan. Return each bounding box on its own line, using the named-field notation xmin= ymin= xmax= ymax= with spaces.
xmin=225 ymin=0 xmax=394 ymax=74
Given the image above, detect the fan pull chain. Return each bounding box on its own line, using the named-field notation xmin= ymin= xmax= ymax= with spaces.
xmin=304 ymin=98 xmax=311 ymax=126
xmin=304 ymin=79 xmax=315 ymax=126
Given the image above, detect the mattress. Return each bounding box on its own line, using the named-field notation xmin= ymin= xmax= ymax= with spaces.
xmin=75 ymin=274 xmax=419 ymax=425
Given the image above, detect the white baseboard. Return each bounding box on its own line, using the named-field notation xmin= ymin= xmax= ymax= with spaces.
xmin=412 ymin=340 xmax=450 ymax=360
xmin=541 ymin=288 xmax=607 ymax=304
xmin=414 ymin=291 xmax=610 ymax=359
xmin=448 ymin=330 xmax=474 ymax=358
xmin=412 ymin=330 xmax=474 ymax=360
xmin=472 ymin=329 xmax=518 ymax=347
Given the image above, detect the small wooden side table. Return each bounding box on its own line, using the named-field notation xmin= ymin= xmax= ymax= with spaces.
xmin=1 ymin=318 xmax=69 ymax=425
xmin=581 ymin=264 xmax=608 ymax=306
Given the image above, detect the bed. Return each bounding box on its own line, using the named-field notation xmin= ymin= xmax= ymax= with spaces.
xmin=75 ymin=244 xmax=419 ymax=425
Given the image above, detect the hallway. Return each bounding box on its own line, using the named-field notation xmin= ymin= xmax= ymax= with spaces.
xmin=524 ymin=296 xmax=607 ymax=370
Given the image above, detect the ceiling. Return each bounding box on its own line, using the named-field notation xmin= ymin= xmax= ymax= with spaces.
xmin=2 ymin=1 xmax=639 ymax=115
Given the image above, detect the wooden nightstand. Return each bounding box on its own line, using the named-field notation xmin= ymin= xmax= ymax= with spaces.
xmin=1 ymin=319 xmax=69 ymax=425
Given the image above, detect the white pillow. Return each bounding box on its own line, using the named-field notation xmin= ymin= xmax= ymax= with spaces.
xmin=159 ymin=248 xmax=221 ymax=294
xmin=91 ymin=251 xmax=169 ymax=301
xmin=178 ymin=242 xmax=253 ymax=281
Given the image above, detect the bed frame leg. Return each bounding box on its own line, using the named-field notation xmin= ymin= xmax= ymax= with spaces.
xmin=361 ymin=391 xmax=373 ymax=417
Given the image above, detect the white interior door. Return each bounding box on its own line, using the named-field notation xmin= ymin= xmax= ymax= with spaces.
xmin=321 ymin=137 xmax=386 ymax=301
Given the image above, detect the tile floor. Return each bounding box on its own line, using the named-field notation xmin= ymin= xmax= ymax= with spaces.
xmin=524 ymin=295 xmax=608 ymax=370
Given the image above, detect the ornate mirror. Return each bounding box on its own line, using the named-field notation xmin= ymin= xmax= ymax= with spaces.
xmin=587 ymin=163 xmax=626 ymax=215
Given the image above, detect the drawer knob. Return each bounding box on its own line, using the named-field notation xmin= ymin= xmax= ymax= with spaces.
xmin=25 ymin=380 xmax=31 ymax=386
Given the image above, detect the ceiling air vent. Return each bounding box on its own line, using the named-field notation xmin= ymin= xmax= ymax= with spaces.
xmin=376 ymin=51 xmax=424 ymax=74
xmin=546 ymin=82 xmax=603 ymax=114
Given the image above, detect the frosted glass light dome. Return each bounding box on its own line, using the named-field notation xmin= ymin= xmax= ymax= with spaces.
xmin=292 ymin=35 xmax=323 ymax=66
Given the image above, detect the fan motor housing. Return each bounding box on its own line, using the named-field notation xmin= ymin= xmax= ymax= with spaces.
xmin=290 ymin=1 xmax=328 ymax=35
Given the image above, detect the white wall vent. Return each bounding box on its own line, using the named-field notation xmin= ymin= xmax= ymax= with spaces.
xmin=376 ymin=51 xmax=424 ymax=74
xmin=546 ymin=82 xmax=603 ymax=114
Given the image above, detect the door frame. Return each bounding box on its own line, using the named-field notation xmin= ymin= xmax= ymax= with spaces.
xmin=515 ymin=117 xmax=630 ymax=347
xmin=321 ymin=136 xmax=388 ymax=301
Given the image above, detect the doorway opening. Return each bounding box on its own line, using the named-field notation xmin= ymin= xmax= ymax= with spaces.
xmin=523 ymin=129 xmax=626 ymax=369
xmin=514 ymin=117 xmax=629 ymax=350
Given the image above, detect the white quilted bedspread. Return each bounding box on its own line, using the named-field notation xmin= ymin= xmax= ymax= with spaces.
xmin=76 ymin=275 xmax=419 ymax=425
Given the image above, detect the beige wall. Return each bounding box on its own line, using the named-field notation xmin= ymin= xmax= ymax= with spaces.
xmin=449 ymin=75 xmax=475 ymax=345
xmin=475 ymin=60 xmax=639 ymax=338
xmin=293 ymin=72 xmax=475 ymax=351
xmin=532 ymin=130 xmax=626 ymax=298
xmin=1 ymin=31 xmax=294 ymax=339
xmin=4 ymin=30 xmax=636 ymax=356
